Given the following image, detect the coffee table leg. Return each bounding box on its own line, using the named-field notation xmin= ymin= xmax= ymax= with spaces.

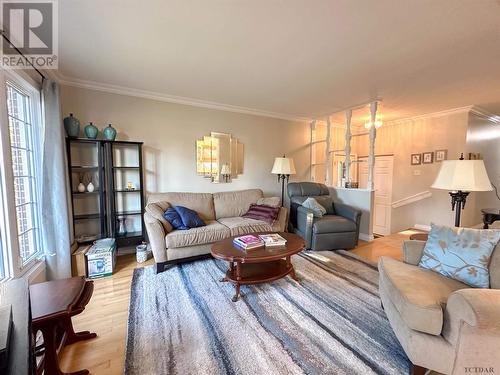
xmin=287 ymin=256 xmax=298 ymax=281
xmin=220 ymin=261 xmax=233 ymax=282
xmin=232 ymin=262 xmax=241 ymax=302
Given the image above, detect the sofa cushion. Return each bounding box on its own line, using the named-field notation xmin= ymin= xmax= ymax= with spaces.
xmin=489 ymin=242 xmax=500 ymax=289
xmin=145 ymin=201 xmax=173 ymax=232
xmin=148 ymin=192 xmax=215 ymax=221
xmin=313 ymin=215 xmax=356 ymax=234
xmin=166 ymin=221 xmax=230 ymax=248
xmin=257 ymin=196 xmax=281 ymax=208
xmin=418 ymin=224 xmax=500 ymax=288
xmin=218 ymin=216 xmax=272 ymax=236
xmin=378 ymin=256 xmax=468 ymax=335
xmin=213 ymin=189 xmax=263 ymax=219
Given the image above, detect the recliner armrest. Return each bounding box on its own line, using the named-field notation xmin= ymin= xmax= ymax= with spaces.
xmin=334 ymin=202 xmax=361 ymax=224
xmin=296 ymin=205 xmax=314 ymax=249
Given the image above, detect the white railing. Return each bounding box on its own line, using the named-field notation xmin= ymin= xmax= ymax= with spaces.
xmin=391 ymin=191 xmax=432 ymax=208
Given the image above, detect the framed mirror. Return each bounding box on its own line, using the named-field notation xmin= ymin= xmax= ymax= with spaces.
xmin=196 ymin=132 xmax=243 ymax=183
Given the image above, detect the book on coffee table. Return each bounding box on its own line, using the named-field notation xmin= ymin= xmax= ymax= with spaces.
xmin=259 ymin=234 xmax=287 ymax=247
xmin=233 ymin=235 xmax=264 ymax=250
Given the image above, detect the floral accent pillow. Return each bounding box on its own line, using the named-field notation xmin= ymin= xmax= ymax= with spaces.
xmin=418 ymin=224 xmax=500 ymax=288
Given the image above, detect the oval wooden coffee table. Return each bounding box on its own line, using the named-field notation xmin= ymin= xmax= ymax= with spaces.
xmin=211 ymin=232 xmax=305 ymax=302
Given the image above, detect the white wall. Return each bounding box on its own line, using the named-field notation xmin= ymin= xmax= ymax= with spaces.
xmin=60 ymin=86 xmax=310 ymax=204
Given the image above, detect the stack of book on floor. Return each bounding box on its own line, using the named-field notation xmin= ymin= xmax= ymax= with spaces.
xmin=259 ymin=234 xmax=287 ymax=247
xmin=233 ymin=235 xmax=264 ymax=250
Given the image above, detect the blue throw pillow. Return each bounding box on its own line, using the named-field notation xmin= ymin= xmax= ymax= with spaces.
xmin=175 ymin=206 xmax=206 ymax=229
xmin=163 ymin=207 xmax=189 ymax=230
xmin=418 ymin=224 xmax=500 ymax=288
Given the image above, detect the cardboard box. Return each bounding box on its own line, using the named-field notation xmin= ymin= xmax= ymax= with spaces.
xmin=72 ymin=245 xmax=90 ymax=277
xmin=86 ymin=238 xmax=116 ymax=279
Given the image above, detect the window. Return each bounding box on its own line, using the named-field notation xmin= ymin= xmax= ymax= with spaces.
xmin=0 ymin=71 xmax=43 ymax=279
xmin=7 ymin=82 xmax=42 ymax=263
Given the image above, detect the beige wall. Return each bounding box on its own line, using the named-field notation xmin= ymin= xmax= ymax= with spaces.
xmin=354 ymin=111 xmax=471 ymax=232
xmin=60 ymin=86 xmax=310 ymax=204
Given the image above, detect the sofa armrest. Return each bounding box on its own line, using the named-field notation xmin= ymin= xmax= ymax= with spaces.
xmin=334 ymin=202 xmax=361 ymax=224
xmin=296 ymin=205 xmax=314 ymax=249
xmin=402 ymin=240 xmax=426 ymax=265
xmin=272 ymin=207 xmax=288 ymax=232
xmin=443 ymin=289 xmax=500 ymax=371
xmin=144 ymin=212 xmax=168 ymax=263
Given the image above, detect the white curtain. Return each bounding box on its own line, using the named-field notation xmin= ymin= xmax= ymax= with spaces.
xmin=41 ymin=79 xmax=72 ymax=280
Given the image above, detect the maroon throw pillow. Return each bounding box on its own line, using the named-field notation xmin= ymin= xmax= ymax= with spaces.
xmin=242 ymin=204 xmax=280 ymax=225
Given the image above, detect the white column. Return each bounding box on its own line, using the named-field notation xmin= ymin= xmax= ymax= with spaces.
xmin=344 ymin=109 xmax=352 ymax=186
xmin=310 ymin=120 xmax=316 ymax=181
xmin=325 ymin=117 xmax=331 ymax=185
xmin=367 ymin=101 xmax=378 ymax=190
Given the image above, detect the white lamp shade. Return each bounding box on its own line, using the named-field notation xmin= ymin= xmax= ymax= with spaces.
xmin=271 ymin=157 xmax=296 ymax=175
xmin=431 ymin=160 xmax=493 ymax=191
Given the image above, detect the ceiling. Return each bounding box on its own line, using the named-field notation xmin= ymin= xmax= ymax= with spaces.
xmin=58 ymin=0 xmax=500 ymax=123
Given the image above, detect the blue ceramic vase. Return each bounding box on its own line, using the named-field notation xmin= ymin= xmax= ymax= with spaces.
xmin=103 ymin=124 xmax=116 ymax=141
xmin=84 ymin=122 xmax=98 ymax=139
xmin=63 ymin=113 xmax=80 ymax=138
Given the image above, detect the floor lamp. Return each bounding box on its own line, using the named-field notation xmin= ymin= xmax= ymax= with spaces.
xmin=271 ymin=156 xmax=296 ymax=207
xmin=431 ymin=154 xmax=492 ymax=227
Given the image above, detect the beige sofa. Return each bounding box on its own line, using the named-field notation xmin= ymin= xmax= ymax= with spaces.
xmin=144 ymin=189 xmax=288 ymax=273
xmin=378 ymin=240 xmax=500 ymax=375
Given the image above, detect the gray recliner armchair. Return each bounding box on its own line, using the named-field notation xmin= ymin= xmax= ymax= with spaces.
xmin=287 ymin=182 xmax=361 ymax=251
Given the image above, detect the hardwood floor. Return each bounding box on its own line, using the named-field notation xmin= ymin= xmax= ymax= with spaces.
xmin=58 ymin=230 xmax=418 ymax=374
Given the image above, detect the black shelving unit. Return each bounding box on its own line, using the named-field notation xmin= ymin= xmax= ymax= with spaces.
xmin=66 ymin=138 xmax=145 ymax=252
xmin=105 ymin=140 xmax=145 ymax=250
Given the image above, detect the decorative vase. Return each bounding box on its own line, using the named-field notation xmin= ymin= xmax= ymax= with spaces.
xmin=63 ymin=113 xmax=80 ymax=138
xmin=84 ymin=122 xmax=98 ymax=139
xmin=87 ymin=182 xmax=95 ymax=192
xmin=103 ymin=124 xmax=117 ymax=141
xmin=136 ymin=244 xmax=148 ymax=263
xmin=77 ymin=182 xmax=86 ymax=193
xmin=117 ymin=218 xmax=126 ymax=235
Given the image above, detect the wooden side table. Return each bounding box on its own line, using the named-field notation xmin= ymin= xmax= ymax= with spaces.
xmin=30 ymin=277 xmax=96 ymax=375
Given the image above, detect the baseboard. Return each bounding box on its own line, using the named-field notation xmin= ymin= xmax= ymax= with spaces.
xmin=359 ymin=233 xmax=374 ymax=242
xmin=414 ymin=224 xmax=431 ymax=232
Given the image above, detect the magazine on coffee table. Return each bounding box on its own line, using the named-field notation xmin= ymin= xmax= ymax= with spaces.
xmin=233 ymin=235 xmax=264 ymax=250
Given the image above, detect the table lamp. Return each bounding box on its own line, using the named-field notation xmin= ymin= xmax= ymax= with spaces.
xmin=271 ymin=156 xmax=296 ymax=207
xmin=431 ymin=154 xmax=492 ymax=227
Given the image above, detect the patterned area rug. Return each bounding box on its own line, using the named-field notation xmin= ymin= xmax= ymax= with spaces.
xmin=125 ymin=251 xmax=410 ymax=374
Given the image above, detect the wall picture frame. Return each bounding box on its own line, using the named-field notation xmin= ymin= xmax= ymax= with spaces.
xmin=435 ymin=149 xmax=447 ymax=162
xmin=423 ymin=152 xmax=433 ymax=164
xmin=411 ymin=153 xmax=421 ymax=165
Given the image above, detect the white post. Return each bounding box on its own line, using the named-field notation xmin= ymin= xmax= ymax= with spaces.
xmin=367 ymin=101 xmax=378 ymax=190
xmin=325 ymin=117 xmax=331 ymax=185
xmin=310 ymin=120 xmax=316 ymax=181
xmin=344 ymin=109 xmax=352 ymax=186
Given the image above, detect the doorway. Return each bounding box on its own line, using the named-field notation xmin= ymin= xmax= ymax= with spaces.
xmin=359 ymin=155 xmax=394 ymax=236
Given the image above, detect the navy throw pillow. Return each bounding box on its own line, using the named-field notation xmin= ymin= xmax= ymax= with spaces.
xmin=175 ymin=206 xmax=206 ymax=228
xmin=163 ymin=207 xmax=189 ymax=230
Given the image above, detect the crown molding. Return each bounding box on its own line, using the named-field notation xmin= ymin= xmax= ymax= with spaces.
xmin=469 ymin=105 xmax=500 ymax=124
xmin=55 ymin=72 xmax=311 ymax=123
